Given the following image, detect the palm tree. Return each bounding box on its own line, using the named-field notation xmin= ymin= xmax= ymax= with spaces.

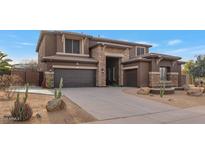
xmin=0 ymin=51 xmax=12 ymax=74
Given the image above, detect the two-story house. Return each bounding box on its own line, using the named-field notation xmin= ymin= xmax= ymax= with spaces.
xmin=36 ymin=30 xmax=184 ymax=88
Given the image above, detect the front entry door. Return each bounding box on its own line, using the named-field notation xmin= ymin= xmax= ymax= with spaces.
xmin=107 ymin=67 xmax=116 ymax=85
xmin=106 ymin=57 xmax=119 ymax=86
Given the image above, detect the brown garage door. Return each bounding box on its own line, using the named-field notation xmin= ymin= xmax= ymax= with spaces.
xmin=124 ymin=69 xmax=138 ymax=87
xmin=54 ymin=69 xmax=96 ymax=87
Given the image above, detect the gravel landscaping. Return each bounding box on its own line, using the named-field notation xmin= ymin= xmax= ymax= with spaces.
xmin=0 ymin=91 xmax=97 ymax=124
xmin=123 ymin=88 xmax=205 ymax=108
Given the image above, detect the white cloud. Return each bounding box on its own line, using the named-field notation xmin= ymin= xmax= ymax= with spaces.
xmin=0 ymin=47 xmax=6 ymax=52
xmin=167 ymin=39 xmax=182 ymax=46
xmin=17 ymin=42 xmax=35 ymax=46
xmin=158 ymin=45 xmax=205 ymax=61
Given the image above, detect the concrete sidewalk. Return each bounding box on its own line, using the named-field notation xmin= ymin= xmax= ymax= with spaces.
xmin=12 ymin=86 xmax=54 ymax=95
xmin=89 ymin=106 xmax=205 ymax=124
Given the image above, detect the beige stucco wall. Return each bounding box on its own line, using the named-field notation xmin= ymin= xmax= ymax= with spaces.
xmin=47 ymin=62 xmax=97 ymax=71
xmin=138 ymin=61 xmax=150 ymax=87
xmin=38 ymin=36 xmax=47 ymax=72
xmin=56 ymin=34 xmax=64 ymax=53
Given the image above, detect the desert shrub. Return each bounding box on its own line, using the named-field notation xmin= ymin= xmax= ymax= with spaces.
xmin=47 ymin=78 xmax=52 ymax=89
xmin=0 ymin=74 xmax=22 ymax=88
xmin=194 ymin=78 xmax=204 ymax=87
xmin=0 ymin=74 xmax=22 ymax=99
xmin=10 ymin=84 xmax=33 ymax=121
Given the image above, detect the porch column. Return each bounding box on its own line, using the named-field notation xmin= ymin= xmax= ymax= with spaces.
xmin=91 ymin=45 xmax=106 ymax=87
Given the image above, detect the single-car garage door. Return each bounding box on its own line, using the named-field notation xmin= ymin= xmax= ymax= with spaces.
xmin=54 ymin=69 xmax=96 ymax=87
xmin=124 ymin=69 xmax=138 ymax=87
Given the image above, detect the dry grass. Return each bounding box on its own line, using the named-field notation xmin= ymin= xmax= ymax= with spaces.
xmin=0 ymin=91 xmax=97 ymax=124
xmin=123 ymin=88 xmax=205 ymax=108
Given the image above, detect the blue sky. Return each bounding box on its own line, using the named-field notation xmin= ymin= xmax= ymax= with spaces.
xmin=0 ymin=30 xmax=204 ymax=63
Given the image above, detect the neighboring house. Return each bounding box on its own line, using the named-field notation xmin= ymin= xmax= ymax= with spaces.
xmin=36 ymin=30 xmax=184 ymax=88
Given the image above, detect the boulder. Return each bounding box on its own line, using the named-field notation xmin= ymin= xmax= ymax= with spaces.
xmin=186 ymin=89 xmax=203 ymax=97
xmin=36 ymin=113 xmax=42 ymax=119
xmin=183 ymin=84 xmax=195 ymax=91
xmin=46 ymin=98 xmax=66 ymax=112
xmin=137 ymin=87 xmax=151 ymax=95
xmin=168 ymin=98 xmax=174 ymax=102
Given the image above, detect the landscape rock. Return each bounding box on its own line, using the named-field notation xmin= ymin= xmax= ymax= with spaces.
xmin=36 ymin=113 xmax=42 ymax=119
xmin=149 ymin=94 xmax=154 ymax=97
xmin=137 ymin=87 xmax=151 ymax=95
xmin=183 ymin=84 xmax=195 ymax=91
xmin=168 ymin=98 xmax=174 ymax=102
xmin=46 ymin=98 xmax=66 ymax=112
xmin=186 ymin=89 xmax=203 ymax=97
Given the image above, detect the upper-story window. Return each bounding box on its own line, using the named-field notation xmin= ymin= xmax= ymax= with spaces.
xmin=136 ymin=47 xmax=145 ymax=56
xmin=65 ymin=39 xmax=80 ymax=54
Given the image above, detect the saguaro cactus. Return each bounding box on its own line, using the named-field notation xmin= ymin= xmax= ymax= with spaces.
xmin=23 ymin=83 xmax=29 ymax=103
xmin=55 ymin=78 xmax=63 ymax=99
xmin=160 ymin=81 xmax=165 ymax=98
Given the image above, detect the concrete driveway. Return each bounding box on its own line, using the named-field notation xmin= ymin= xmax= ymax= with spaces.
xmin=63 ymin=87 xmax=205 ymax=123
xmin=62 ymin=87 xmax=177 ymax=120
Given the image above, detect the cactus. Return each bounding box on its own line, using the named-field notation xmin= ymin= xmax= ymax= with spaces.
xmin=23 ymin=83 xmax=29 ymax=103
xmin=160 ymin=82 xmax=165 ymax=98
xmin=54 ymin=88 xmax=58 ymax=98
xmin=11 ymin=83 xmax=32 ymax=121
xmin=54 ymin=78 xmax=63 ymax=99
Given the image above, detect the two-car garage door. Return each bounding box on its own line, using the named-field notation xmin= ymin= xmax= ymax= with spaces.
xmin=54 ymin=69 xmax=96 ymax=88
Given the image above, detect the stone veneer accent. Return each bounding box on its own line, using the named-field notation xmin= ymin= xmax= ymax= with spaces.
xmin=91 ymin=46 xmax=129 ymax=86
xmin=45 ymin=71 xmax=54 ymax=88
xmin=168 ymin=72 xmax=179 ymax=87
xmin=149 ymin=72 xmax=179 ymax=87
xmin=149 ymin=72 xmax=160 ymax=87
xmin=91 ymin=46 xmax=106 ymax=86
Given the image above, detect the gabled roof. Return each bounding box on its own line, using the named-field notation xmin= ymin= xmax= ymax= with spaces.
xmin=122 ymin=52 xmax=182 ymax=64
xmin=36 ymin=30 xmax=152 ymax=52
